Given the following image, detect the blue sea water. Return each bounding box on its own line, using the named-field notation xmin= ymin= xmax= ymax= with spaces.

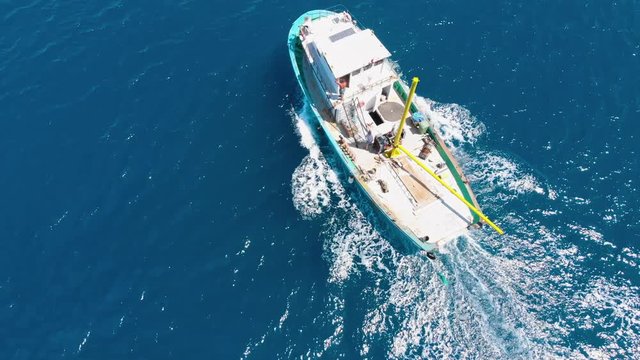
xmin=1 ymin=0 xmax=638 ymax=358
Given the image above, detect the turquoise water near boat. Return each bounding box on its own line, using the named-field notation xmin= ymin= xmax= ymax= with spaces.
xmin=0 ymin=0 xmax=638 ymax=358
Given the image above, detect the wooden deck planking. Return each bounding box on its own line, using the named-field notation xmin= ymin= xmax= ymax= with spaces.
xmin=394 ymin=157 xmax=437 ymax=208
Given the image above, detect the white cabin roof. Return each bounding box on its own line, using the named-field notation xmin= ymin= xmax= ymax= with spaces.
xmin=315 ymin=29 xmax=391 ymax=78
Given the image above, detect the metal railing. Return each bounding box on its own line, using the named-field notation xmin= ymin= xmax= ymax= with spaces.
xmin=352 ymin=98 xmax=370 ymax=133
xmin=304 ymin=5 xmax=365 ymax=29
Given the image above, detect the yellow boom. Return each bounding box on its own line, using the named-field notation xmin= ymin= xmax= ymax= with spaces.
xmin=385 ymin=76 xmax=504 ymax=235
xmin=386 ymin=77 xmax=420 ymax=158
xmin=399 ymin=144 xmax=504 ymax=235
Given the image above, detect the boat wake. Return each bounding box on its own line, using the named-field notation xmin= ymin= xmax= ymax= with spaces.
xmin=289 ymin=107 xmax=341 ymax=219
xmin=262 ymin=101 xmax=640 ymax=359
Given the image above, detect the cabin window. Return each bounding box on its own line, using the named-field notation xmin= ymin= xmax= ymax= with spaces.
xmin=351 ymin=69 xmax=361 ymax=77
xmin=382 ymin=85 xmax=390 ymax=98
xmin=363 ymin=63 xmax=372 ymax=71
xmin=337 ymin=74 xmax=350 ymax=88
xmin=374 ymin=59 xmax=383 ymax=66
xmin=369 ymin=110 xmax=384 ymax=126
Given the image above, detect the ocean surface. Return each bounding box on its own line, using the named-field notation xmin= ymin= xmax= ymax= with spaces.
xmin=1 ymin=0 xmax=638 ymax=358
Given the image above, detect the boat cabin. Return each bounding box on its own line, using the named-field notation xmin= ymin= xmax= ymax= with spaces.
xmin=300 ymin=12 xmax=413 ymax=147
xmin=301 ymin=14 xmax=393 ymax=100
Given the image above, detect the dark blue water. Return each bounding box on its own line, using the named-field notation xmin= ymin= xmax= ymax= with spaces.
xmin=1 ymin=0 xmax=638 ymax=358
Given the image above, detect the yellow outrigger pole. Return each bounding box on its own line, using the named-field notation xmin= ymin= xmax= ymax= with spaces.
xmin=398 ymin=145 xmax=504 ymax=235
xmin=385 ymin=77 xmax=504 ymax=235
xmin=386 ymin=77 xmax=420 ymax=158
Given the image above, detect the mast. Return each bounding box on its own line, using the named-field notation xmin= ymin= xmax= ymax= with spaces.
xmin=385 ymin=77 xmax=419 ymax=158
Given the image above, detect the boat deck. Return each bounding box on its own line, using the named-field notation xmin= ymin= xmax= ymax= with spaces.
xmin=294 ymin=10 xmax=479 ymax=248
xmin=323 ymin=90 xmax=474 ymax=245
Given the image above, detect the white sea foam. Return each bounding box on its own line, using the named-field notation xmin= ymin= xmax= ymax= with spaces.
xmin=290 ymin=106 xmax=319 ymax=155
xmin=567 ymin=223 xmax=616 ymax=249
xmin=289 ymin=106 xmax=341 ymax=218
xmin=414 ymin=95 xmax=486 ymax=148
xmin=355 ymin=232 xmax=572 ymax=359
xmin=77 ymin=331 xmax=90 ymax=353
xmin=466 ymin=151 xmax=545 ymax=200
xmin=322 ymin=207 xmax=396 ymax=284
xmin=291 ymin=154 xmax=331 ymax=218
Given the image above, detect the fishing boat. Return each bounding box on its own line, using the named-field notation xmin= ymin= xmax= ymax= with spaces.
xmin=287 ymin=7 xmax=503 ymax=251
